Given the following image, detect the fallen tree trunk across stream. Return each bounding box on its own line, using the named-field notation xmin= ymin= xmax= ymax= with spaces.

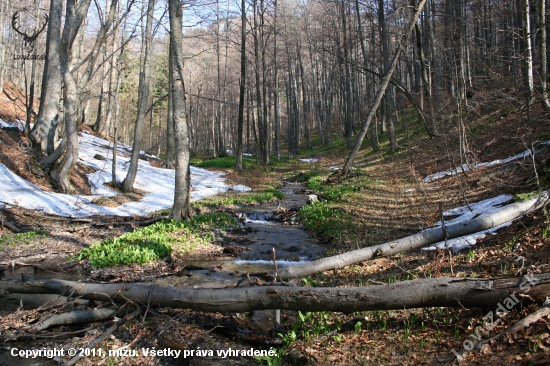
xmin=275 ymin=191 xmax=550 ymax=280
xmin=1 ymin=274 xmax=549 ymax=313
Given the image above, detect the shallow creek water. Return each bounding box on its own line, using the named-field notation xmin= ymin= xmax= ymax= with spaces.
xmin=0 ymin=181 xmax=325 ymax=365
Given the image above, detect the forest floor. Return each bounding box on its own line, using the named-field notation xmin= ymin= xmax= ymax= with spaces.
xmin=1 ymin=80 xmax=550 ymax=365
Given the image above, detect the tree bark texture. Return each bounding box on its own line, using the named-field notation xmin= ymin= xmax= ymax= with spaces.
xmin=2 ymin=274 xmax=548 ymax=313
xmin=123 ymin=0 xmax=155 ymax=192
xmin=169 ymin=0 xmax=192 ymax=221
xmin=33 ymin=0 xmax=63 ymax=154
xmin=235 ymin=0 xmax=246 ymax=172
xmin=53 ymin=0 xmax=93 ymax=193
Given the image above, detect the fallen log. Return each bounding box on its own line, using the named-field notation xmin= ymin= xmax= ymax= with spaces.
xmin=32 ymin=308 xmax=117 ymax=331
xmin=276 ymin=191 xmax=550 ymax=280
xmin=1 ymin=274 xmax=549 ymax=313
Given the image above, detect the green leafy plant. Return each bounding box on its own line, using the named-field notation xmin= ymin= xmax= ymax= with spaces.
xmin=0 ymin=230 xmax=46 ymax=248
xmin=302 ymin=277 xmax=317 ymax=287
xmin=529 ymin=337 xmax=542 ymax=353
xmin=354 ymin=321 xmax=362 ymax=334
xmin=197 ymin=189 xmax=284 ymax=207
xmin=77 ymin=213 xmax=236 ymax=267
xmin=542 ymin=224 xmax=550 ymax=239
xmin=514 ymin=191 xmax=543 ymax=202
xmin=307 ymin=175 xmax=323 ymax=191
xmin=254 ymin=348 xmax=284 ymax=366
xmin=298 ymin=201 xmax=355 ymax=243
xmin=192 ymin=156 xmax=254 ymax=169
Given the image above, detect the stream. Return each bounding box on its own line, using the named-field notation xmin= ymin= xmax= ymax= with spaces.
xmin=0 ymin=181 xmax=325 ymax=365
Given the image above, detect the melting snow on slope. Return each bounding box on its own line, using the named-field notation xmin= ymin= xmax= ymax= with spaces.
xmin=0 ymin=120 xmax=249 ymax=217
xmin=422 ymin=141 xmax=550 ymax=183
xmin=299 ymin=158 xmax=318 ymax=163
xmin=422 ymin=194 xmax=515 ymax=253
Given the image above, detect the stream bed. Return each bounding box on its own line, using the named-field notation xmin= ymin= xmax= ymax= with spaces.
xmin=0 ymin=181 xmax=326 ymax=365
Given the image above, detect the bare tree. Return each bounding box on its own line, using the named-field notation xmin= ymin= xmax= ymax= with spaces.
xmin=0 ymin=0 xmax=10 ymax=94
xmin=413 ymin=0 xmax=438 ymax=136
xmin=169 ymin=0 xmax=192 ymax=221
xmin=539 ymin=0 xmax=550 ymax=109
xmin=521 ymin=0 xmax=535 ymax=103
xmin=342 ymin=0 xmax=427 ymax=177
xmin=52 ymin=0 xmax=94 ymax=193
xmin=123 ymin=0 xmax=156 ymax=192
xmin=235 ymin=0 xmax=246 ymax=172
xmin=32 ymin=0 xmax=62 ymax=154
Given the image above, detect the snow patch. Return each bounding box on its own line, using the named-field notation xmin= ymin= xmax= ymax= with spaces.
xmin=0 ymin=119 xmax=250 ymax=217
xmin=422 ymin=221 xmax=514 ymax=253
xmin=422 ymin=141 xmax=550 ymax=183
xmin=422 ymin=194 xmax=516 ymax=253
xmin=0 ymin=119 xmax=25 ymax=131
xmin=299 ymin=158 xmax=318 ymax=163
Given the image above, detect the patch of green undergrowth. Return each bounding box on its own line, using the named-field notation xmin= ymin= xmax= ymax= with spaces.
xmin=514 ymin=191 xmax=544 ymax=202
xmin=77 ymin=212 xmax=236 ymax=267
xmin=300 ymin=175 xmax=370 ymax=242
xmin=307 ymin=175 xmax=370 ymax=201
xmin=0 ymin=230 xmax=46 ymax=248
xmin=299 ymin=201 xmax=355 ymax=242
xmin=197 ymin=188 xmax=284 ymax=207
xmin=307 ymin=176 xmax=323 ymax=191
xmin=192 ymin=156 xmax=255 ymax=169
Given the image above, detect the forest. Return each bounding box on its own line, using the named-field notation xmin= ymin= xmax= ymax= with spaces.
xmin=1 ymin=0 xmax=550 ymax=364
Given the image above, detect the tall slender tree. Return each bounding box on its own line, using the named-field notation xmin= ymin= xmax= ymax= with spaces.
xmin=169 ymin=0 xmax=192 ymax=220
xmin=123 ymin=0 xmax=156 ymax=192
xmin=236 ymin=0 xmax=246 ymax=171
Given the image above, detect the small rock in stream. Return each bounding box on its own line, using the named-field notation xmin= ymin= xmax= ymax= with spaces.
xmin=306 ymin=194 xmax=318 ymax=204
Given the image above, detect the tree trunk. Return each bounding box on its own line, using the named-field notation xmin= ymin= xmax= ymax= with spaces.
xmin=342 ymin=0 xmax=427 ymax=177
xmin=98 ymin=25 xmax=118 ymax=137
xmin=274 ymin=0 xmax=281 ymax=160
xmin=215 ymin=0 xmax=225 ymax=158
xmin=111 ymin=127 xmax=118 ymax=184
xmin=2 ymin=274 xmax=548 ymax=313
xmin=252 ymin=0 xmax=269 ymax=165
xmin=33 ymin=0 xmax=63 ymax=154
xmin=278 ymin=191 xmax=550 ymax=280
xmin=413 ymin=0 xmax=438 ymax=136
xmin=169 ymin=0 xmax=192 ymax=221
xmin=24 ymin=39 xmax=38 ymax=138
xmin=236 ymin=0 xmax=246 ymax=172
xmin=522 ymin=0 xmax=535 ymax=103
xmin=42 ymin=0 xmax=118 ymax=187
xmin=540 ymin=0 xmax=550 ymax=109
xmin=378 ymin=0 xmax=397 ymax=151
xmin=0 ymin=0 xmax=7 ymax=94
xmin=52 ymin=0 xmax=93 ymax=193
xmin=164 ymin=76 xmax=175 ymax=168
xmin=355 ymin=0 xmax=374 ymax=149
xmin=298 ymin=47 xmax=311 ymax=150
xmin=122 ymin=0 xmax=156 ymax=192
